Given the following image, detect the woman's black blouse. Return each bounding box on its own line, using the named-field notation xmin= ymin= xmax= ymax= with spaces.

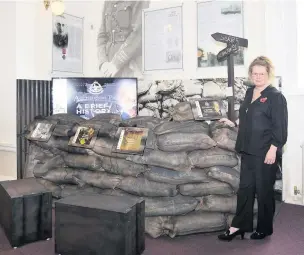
xmin=235 ymin=85 xmax=288 ymax=156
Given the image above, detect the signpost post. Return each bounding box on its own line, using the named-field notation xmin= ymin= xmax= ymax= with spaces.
xmin=211 ymin=32 xmax=248 ymax=121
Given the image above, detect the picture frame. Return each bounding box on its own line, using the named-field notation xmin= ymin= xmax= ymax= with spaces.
xmin=52 ymin=13 xmax=84 ymax=74
xmin=112 ymin=127 xmax=149 ymax=155
xmin=142 ymin=4 xmax=184 ymax=72
xmin=190 ymin=98 xmax=227 ymax=121
xmin=27 ymin=121 xmax=57 ymax=142
xmin=69 ymin=125 xmax=99 ymax=149
xmin=197 ymin=0 xmax=245 ymax=69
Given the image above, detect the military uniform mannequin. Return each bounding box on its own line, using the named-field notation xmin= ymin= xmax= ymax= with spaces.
xmin=97 ymin=1 xmax=150 ymax=77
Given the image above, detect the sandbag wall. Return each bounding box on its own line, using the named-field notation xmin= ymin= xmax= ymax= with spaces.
xmin=24 ymin=112 xmax=257 ymax=238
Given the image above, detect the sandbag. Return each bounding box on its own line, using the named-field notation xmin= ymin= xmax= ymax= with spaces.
xmin=99 ymin=155 xmax=149 ymax=177
xmin=195 ymin=195 xmax=237 ymax=213
xmin=100 ymin=188 xmax=139 ymax=199
xmin=233 ymin=154 xmax=241 ymax=173
xmin=179 ymin=180 xmax=234 ymax=196
xmin=63 ymin=154 xmax=103 ymax=171
xmin=171 ymin=102 xmax=194 ymax=121
xmin=74 ymin=170 xmax=123 ymax=189
xmin=92 ymin=137 xmax=128 ymax=159
xmin=145 ymin=216 xmax=170 ymax=238
xmin=33 ymin=155 xmax=66 ymax=177
xmin=164 ymin=211 xmax=226 ymax=238
xmin=153 ymin=121 xmax=209 ymax=135
xmin=36 ymin=178 xmax=62 ymax=198
xmin=127 ymin=149 xmax=192 ymax=172
xmin=118 ymin=176 xmax=178 ymax=197
xmin=188 ymin=147 xmax=238 ymax=168
xmin=89 ymin=113 xmax=122 ymax=122
xmin=27 ymin=143 xmax=55 ymax=163
xmin=144 ymin=166 xmax=209 ymax=185
xmin=34 ymin=136 xmax=88 ymax=155
xmin=41 ymin=168 xmax=78 ymax=185
xmin=45 ymin=113 xmax=83 ymax=125
xmin=144 ymin=195 xmax=198 ymax=217
xmin=209 ymin=120 xmax=238 ymax=133
xmin=212 ymin=127 xmax=237 ymax=141
xmin=52 ymin=123 xmax=78 ymax=137
xmin=206 ymin=166 xmax=240 ymax=190
xmin=122 ymin=116 xmax=165 ymax=129
xmin=157 ymin=132 xmax=216 ymax=152
xmin=196 ymin=195 xmax=258 ymax=214
xmin=60 ymin=184 xmax=104 ymax=198
xmin=145 ymin=130 xmax=158 ymax=150
xmin=101 ymin=189 xmax=198 ymax=216
xmin=24 ymin=143 xmax=57 ymax=177
xmin=80 ymin=120 xmax=118 ymax=138
xmin=212 ymin=128 xmax=237 ymax=151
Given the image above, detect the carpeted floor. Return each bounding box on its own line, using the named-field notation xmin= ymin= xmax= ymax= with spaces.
xmin=0 ymin=202 xmax=303 ymax=255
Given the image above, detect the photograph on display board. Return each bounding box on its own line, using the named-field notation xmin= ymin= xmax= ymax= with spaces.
xmin=52 ymin=77 xmax=138 ymax=120
xmin=113 ymin=127 xmax=149 ymax=154
xmin=69 ymin=126 xmax=98 ymax=149
xmin=27 ymin=121 xmax=56 ymax=142
xmin=190 ymin=98 xmax=227 ymax=121
xmin=197 ymin=0 xmax=244 ymax=68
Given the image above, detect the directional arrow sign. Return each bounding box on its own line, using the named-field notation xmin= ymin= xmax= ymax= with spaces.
xmin=210 ymin=32 xmax=249 ymax=121
xmin=211 ymin=33 xmax=248 ymax=62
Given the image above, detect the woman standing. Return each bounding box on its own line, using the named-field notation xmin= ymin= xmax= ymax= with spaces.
xmin=218 ymin=56 xmax=288 ymax=241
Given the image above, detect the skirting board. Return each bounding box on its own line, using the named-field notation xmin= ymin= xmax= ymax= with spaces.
xmin=0 ymin=143 xmax=17 ymax=153
xmin=0 ymin=175 xmax=16 ymax=181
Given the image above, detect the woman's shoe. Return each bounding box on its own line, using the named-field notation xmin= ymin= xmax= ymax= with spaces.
xmin=250 ymin=231 xmax=267 ymax=240
xmin=218 ymin=229 xmax=245 ymax=241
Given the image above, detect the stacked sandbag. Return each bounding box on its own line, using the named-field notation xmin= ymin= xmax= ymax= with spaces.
xmin=25 ymin=113 xmax=249 ymax=238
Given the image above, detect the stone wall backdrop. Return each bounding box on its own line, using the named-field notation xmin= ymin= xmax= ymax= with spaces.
xmin=137 ymin=76 xmax=282 ymax=120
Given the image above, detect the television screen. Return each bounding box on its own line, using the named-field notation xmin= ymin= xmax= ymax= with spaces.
xmin=52 ymin=77 xmax=138 ymax=120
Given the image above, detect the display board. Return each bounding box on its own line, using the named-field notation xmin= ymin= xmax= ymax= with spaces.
xmin=143 ymin=5 xmax=183 ymax=71
xmin=52 ymin=78 xmax=138 ymax=120
xmin=52 ymin=13 xmax=84 ymax=73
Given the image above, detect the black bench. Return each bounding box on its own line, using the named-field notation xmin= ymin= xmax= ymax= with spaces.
xmin=0 ymin=178 xmax=52 ymax=247
xmin=55 ymin=193 xmax=145 ymax=255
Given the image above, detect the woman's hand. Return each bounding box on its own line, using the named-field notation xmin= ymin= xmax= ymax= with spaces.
xmin=264 ymin=146 xmax=277 ymax=164
xmin=219 ymin=118 xmax=236 ymax=127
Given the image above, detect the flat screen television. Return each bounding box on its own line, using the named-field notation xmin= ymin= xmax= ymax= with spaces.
xmin=51 ymin=77 xmax=138 ymax=120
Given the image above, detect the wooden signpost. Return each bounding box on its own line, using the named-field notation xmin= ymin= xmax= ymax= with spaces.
xmin=211 ymin=32 xmax=248 ymax=121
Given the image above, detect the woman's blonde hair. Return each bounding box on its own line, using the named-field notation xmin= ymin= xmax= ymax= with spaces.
xmin=248 ymin=56 xmax=275 ymax=81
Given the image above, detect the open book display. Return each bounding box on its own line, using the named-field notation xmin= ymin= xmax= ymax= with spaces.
xmin=190 ymin=98 xmax=227 ymax=121
xmin=27 ymin=121 xmax=57 ymax=142
xmin=69 ymin=126 xmax=98 ymax=149
xmin=113 ymin=127 xmax=149 ymax=155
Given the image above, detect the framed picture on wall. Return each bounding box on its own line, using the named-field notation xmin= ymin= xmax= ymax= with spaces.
xmin=142 ymin=4 xmax=184 ymax=72
xmin=52 ymin=13 xmax=84 ymax=74
xmin=197 ymin=0 xmax=244 ymax=68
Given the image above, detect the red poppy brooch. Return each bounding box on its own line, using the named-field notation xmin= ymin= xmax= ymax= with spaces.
xmin=260 ymin=97 xmax=267 ymax=103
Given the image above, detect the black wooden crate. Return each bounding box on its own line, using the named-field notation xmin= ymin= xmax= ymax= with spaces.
xmin=0 ymin=178 xmax=52 ymax=247
xmin=55 ymin=193 xmax=145 ymax=255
